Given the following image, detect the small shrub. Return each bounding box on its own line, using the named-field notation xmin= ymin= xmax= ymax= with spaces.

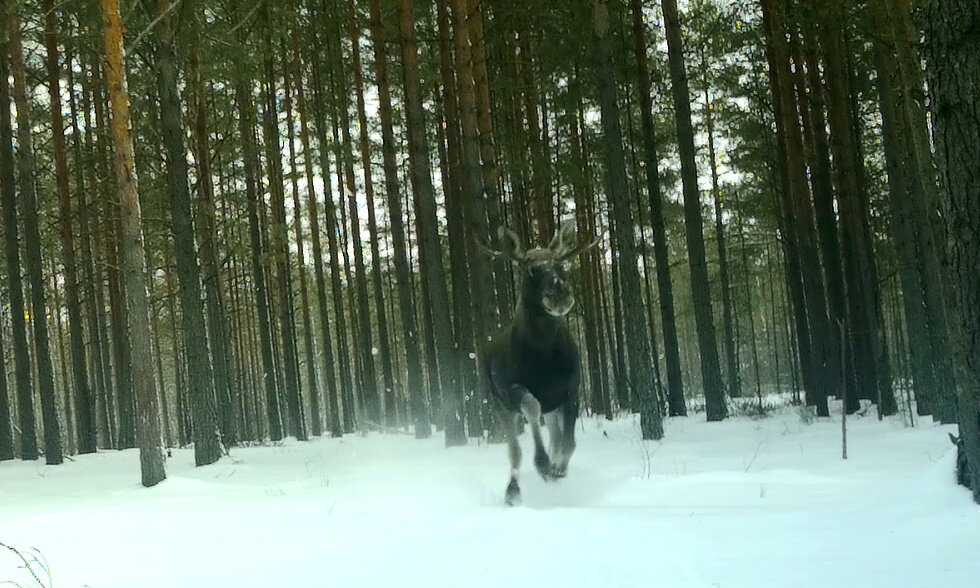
xmin=731 ymin=399 xmax=775 ymax=420
xmin=797 ymin=404 xmax=816 ymax=425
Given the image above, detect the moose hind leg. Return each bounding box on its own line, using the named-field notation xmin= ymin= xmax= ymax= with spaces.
xmin=504 ymin=412 xmax=522 ymax=505
xmin=518 ymin=389 xmax=553 ymax=481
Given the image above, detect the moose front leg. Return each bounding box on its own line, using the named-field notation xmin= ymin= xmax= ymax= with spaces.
xmin=502 ymin=411 xmax=522 ymax=505
xmin=544 ymin=411 xmax=565 ymax=478
xmin=516 ymin=386 xmax=553 ymax=481
xmin=553 ymin=398 xmax=578 ymax=478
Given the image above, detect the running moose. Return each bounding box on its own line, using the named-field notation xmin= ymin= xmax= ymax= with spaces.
xmin=479 ymin=222 xmax=598 ymax=505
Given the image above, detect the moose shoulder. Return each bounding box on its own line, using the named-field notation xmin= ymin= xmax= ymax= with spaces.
xmin=477 ymin=222 xmax=598 ymax=505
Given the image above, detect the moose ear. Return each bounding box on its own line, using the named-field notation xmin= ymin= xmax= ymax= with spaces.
xmin=498 ymin=226 xmax=525 ymax=263
xmin=548 ymin=221 xmax=577 ymax=257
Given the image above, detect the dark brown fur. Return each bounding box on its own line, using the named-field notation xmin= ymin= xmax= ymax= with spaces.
xmin=477 ymin=223 xmax=596 ymax=505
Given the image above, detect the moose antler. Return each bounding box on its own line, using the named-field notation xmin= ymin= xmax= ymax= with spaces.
xmin=557 ymin=236 xmax=600 ymax=261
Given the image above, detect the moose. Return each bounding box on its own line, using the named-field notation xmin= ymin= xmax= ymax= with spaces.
xmin=478 ymin=222 xmax=598 ymax=505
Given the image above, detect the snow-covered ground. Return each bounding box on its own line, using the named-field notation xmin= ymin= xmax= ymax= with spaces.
xmin=2 ymin=403 xmax=977 ymax=587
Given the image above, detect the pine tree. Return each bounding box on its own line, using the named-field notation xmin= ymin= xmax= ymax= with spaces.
xmin=7 ymin=1 xmax=62 ymax=463
xmin=101 ymin=0 xmax=166 ymax=485
xmin=661 ymin=0 xmax=728 ymax=421
xmin=592 ymin=0 xmax=662 ymax=438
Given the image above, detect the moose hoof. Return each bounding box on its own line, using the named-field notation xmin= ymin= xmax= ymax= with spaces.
xmin=505 ymin=479 xmax=521 ymax=506
xmin=534 ymin=452 xmax=554 ymax=481
xmin=551 ymin=463 xmax=567 ymax=478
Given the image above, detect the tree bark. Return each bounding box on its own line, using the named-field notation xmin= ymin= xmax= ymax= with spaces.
xmin=593 ymin=0 xmax=662 ymax=437
xmin=631 ymin=0 xmax=686 ymax=417
xmin=230 ymin=0 xmax=282 ymax=441
xmin=371 ymin=0 xmax=437 ymax=438
xmin=261 ymin=28 xmax=307 ymax=440
xmin=6 ymin=2 xmax=62 ymax=463
xmin=399 ymin=0 xmax=456 ymax=439
xmin=661 ymin=0 xmax=727 ymax=421
xmin=297 ymin=0 xmax=342 ymax=437
xmin=436 ymin=0 xmax=472 ymax=443
xmin=346 ymin=0 xmax=397 ymax=424
xmin=762 ymin=0 xmax=833 ymax=416
xmin=155 ymin=0 xmax=222 ymax=464
xmin=282 ymin=41 xmax=320 ymax=440
xmin=703 ymin=87 xmax=739 ymax=400
xmin=41 ymin=0 xmax=96 ymax=454
xmin=0 ymin=11 xmax=35 ymax=460
xmin=818 ymin=0 xmax=895 ymax=416
xmin=0 ymin=313 xmax=12 ymax=460
xmin=101 ymin=0 xmax=166 ymax=485
xmin=188 ymin=0 xmax=238 ymax=446
xmin=920 ymin=0 xmax=980 ymax=502
xmin=308 ymin=24 xmax=356 ymax=432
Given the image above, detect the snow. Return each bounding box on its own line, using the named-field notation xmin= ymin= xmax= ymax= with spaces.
xmin=2 ymin=403 xmax=978 ymax=587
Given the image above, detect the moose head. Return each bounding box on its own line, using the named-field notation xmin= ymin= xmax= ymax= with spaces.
xmin=489 ymin=222 xmax=599 ymax=319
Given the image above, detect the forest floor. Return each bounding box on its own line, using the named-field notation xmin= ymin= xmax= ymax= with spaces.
xmin=1 ymin=399 xmax=978 ymax=587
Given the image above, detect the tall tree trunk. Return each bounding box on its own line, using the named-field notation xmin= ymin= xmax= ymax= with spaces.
xmin=436 ymin=0 xmax=472 ymax=443
xmin=888 ymin=0 xmax=959 ymax=422
xmin=50 ymin=261 xmax=74 ymax=455
xmin=263 ymin=26 xmax=307 ymax=440
xmin=297 ymin=0 xmax=342 ymax=438
xmin=631 ymin=0 xmax=686 ymax=416
xmin=231 ymin=0 xmax=282 ymax=441
xmin=0 ymin=14 xmax=36 ymax=460
xmin=661 ymin=0 xmax=727 ymax=421
xmin=282 ymin=44 xmax=320 ymax=439
xmin=468 ymin=0 xmax=512 ymax=318
xmin=592 ymin=0 xmax=662 ymax=438
xmin=872 ymin=0 xmax=958 ymax=421
xmin=371 ymin=0 xmax=437 ymax=439
xmin=762 ymin=0 xmax=833 ymax=416
xmin=920 ymin=0 xmax=980 ymax=502
xmin=799 ymin=22 xmax=847 ymax=376
xmin=42 ymin=0 xmax=95 ymax=454
xmin=702 ymin=87 xmax=740 ymax=400
xmin=155 ymin=0 xmax=222 ymax=464
xmin=80 ymin=53 xmax=117 ymax=448
xmin=188 ymin=0 xmax=238 ymax=446
xmin=570 ymin=73 xmax=611 ymax=419
xmin=869 ymin=0 xmax=939 ymax=419
xmin=818 ymin=0 xmax=895 ymax=416
xmin=399 ymin=0 xmax=457 ymax=439
xmin=0 ymin=313 xmax=12 ymax=460
xmin=451 ymin=0 xmax=497 ymax=341
xmin=308 ymin=33 xmax=355 ymax=433
xmin=328 ymin=10 xmax=380 ymax=428
xmin=346 ymin=0 xmax=396 ymax=424
xmin=101 ymin=0 xmax=166 ymax=485
xmin=7 ymin=2 xmax=62 ymax=464
xmin=69 ymin=28 xmax=109 ymax=452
